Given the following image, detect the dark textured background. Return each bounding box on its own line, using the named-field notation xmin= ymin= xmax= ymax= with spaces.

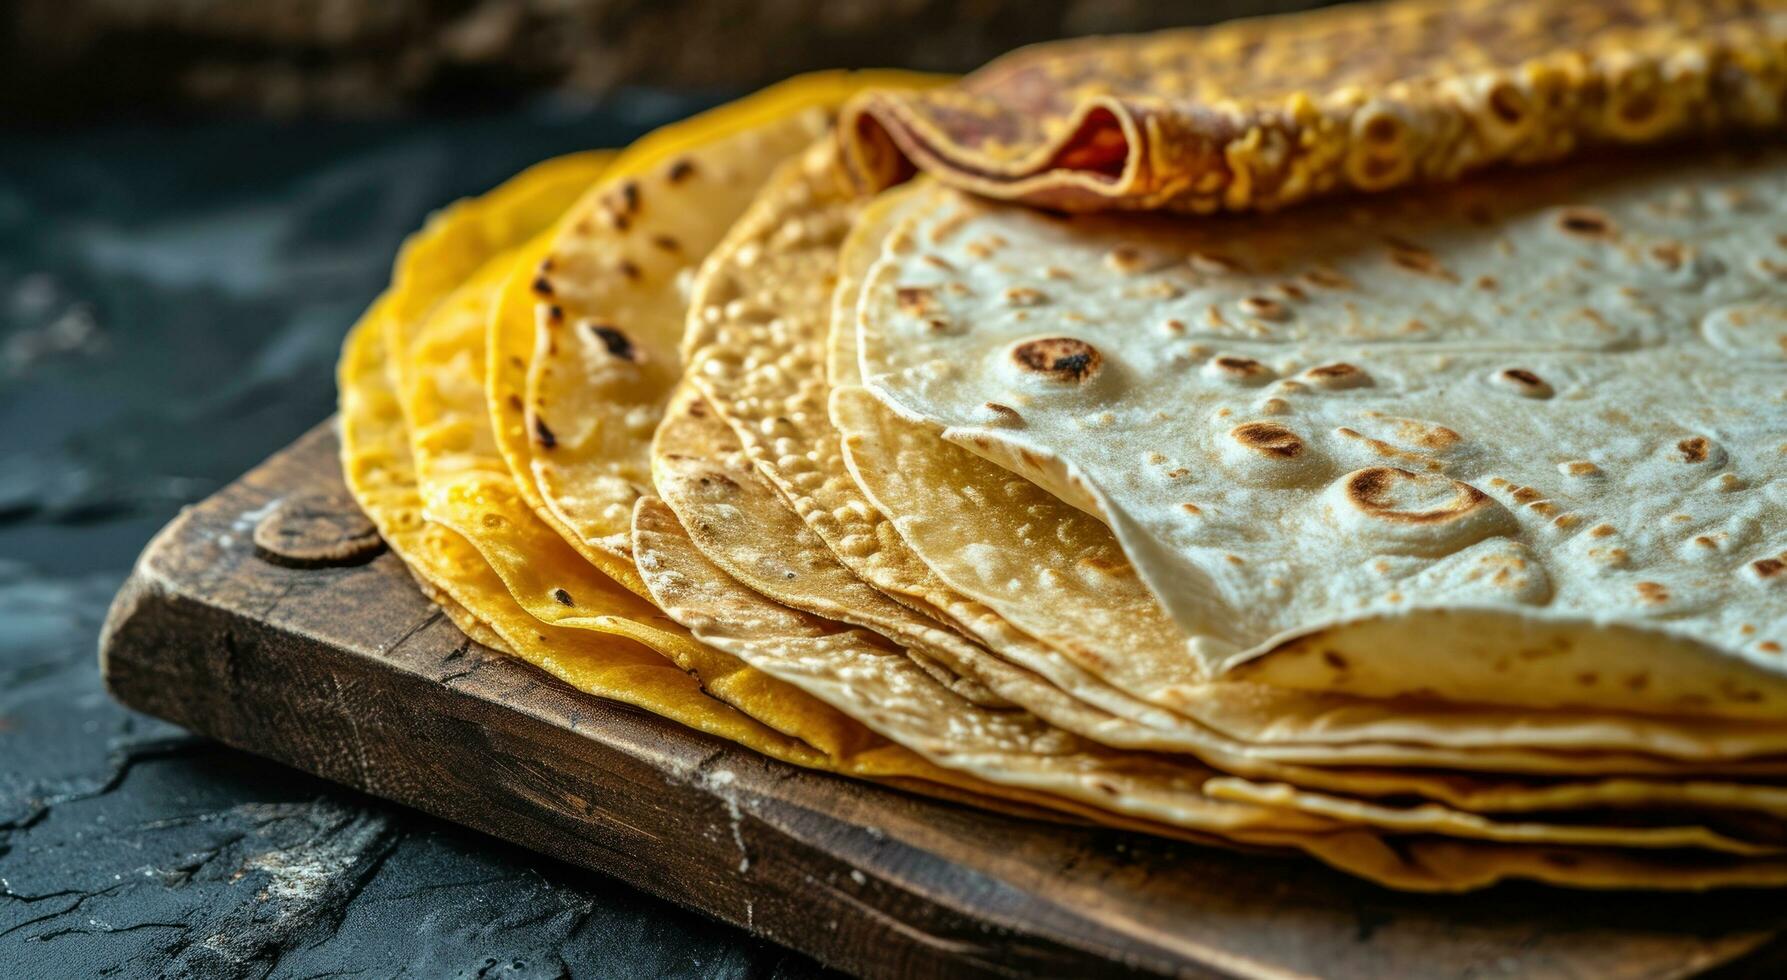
xmin=0 ymin=96 xmax=841 ymax=979
xmin=2 ymin=0 xmax=1329 ymax=120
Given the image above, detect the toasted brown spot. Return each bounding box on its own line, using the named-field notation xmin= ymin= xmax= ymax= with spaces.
xmin=652 ymin=234 xmax=681 ymax=253
xmin=1012 ymin=337 xmax=1102 ymax=382
xmin=1650 ymin=242 xmax=1685 ymax=270
xmin=1334 ymin=427 xmax=1427 ymax=464
xmin=1635 ymin=581 xmax=1670 ymax=604
xmin=1487 ymin=81 xmax=1527 ymax=124
xmin=1346 ymin=467 xmax=1491 ymax=524
xmin=1384 ymin=237 xmax=1455 ymax=281
xmin=1230 ymin=421 xmax=1304 ymax=458
xmin=1004 ymin=286 xmax=1047 ymax=307
xmin=1397 ymin=419 xmax=1459 ymax=450
xmin=1494 ymin=368 xmax=1553 ymax=398
xmin=553 ymin=588 xmax=574 ymax=606
xmin=617 ymin=259 xmax=641 ymax=281
xmin=1188 ymin=251 xmax=1243 ymax=275
xmin=1303 ymin=362 xmax=1371 ymax=390
xmin=1238 ymin=295 xmax=1291 ymax=321
xmin=1362 ymin=113 xmax=1401 ymax=145
xmin=666 ymin=158 xmax=696 ymax=183
xmin=590 ymin=323 xmax=638 ymax=361
xmin=1207 ymin=356 xmax=1271 ymax=383
xmin=982 ymin=401 xmax=1021 ymax=422
xmin=1557 ymin=207 xmax=1616 ymax=239
xmin=896 ymin=286 xmax=935 ymax=315
xmin=1321 ymin=650 xmax=1349 ymax=671
xmin=1302 ymin=265 xmax=1351 ymax=289
xmin=1762 ymin=642 xmax=1784 ymax=654
xmin=1677 ymin=436 xmax=1710 ymax=463
xmin=1751 ymin=557 xmax=1786 ymax=580
xmin=533 ymin=416 xmax=557 ymax=450
xmin=1181 ymin=502 xmax=1202 ymax=515
xmin=531 ymin=275 xmax=555 ymax=297
xmin=1105 ymin=247 xmax=1146 ymax=274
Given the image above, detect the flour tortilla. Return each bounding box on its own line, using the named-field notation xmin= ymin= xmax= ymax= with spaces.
xmin=654 ymin=375 xmax=1787 ymax=849
xmin=632 ymin=493 xmax=1787 ymax=890
xmin=653 ymin=381 xmax=1008 ymax=707
xmin=841 ymin=0 xmax=1787 ymax=213
xmin=682 ymin=136 xmax=1787 ymax=771
xmin=856 ymin=148 xmax=1787 ymax=724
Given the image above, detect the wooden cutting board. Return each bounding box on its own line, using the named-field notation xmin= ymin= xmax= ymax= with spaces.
xmin=101 ymin=421 xmax=1787 ymax=979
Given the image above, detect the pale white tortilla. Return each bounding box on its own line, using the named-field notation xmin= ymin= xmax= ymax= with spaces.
xmin=856 ymin=150 xmax=1787 ymax=721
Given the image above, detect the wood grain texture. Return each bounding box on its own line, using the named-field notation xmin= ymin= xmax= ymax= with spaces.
xmin=101 ymin=421 xmax=1787 ymax=979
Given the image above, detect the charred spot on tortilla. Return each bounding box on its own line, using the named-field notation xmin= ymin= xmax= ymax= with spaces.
xmin=588 ymin=322 xmax=640 ymax=362
xmin=1491 ymin=368 xmax=1553 ymax=398
xmin=1558 ymin=207 xmax=1617 ymax=239
xmin=1013 ymin=337 xmax=1102 ymax=382
xmin=1345 ymin=467 xmax=1494 ymax=525
xmin=896 ymin=286 xmax=936 ymax=315
xmin=1230 ymin=421 xmax=1305 ymax=458
xmin=1237 ymin=295 xmax=1291 ymax=322
xmin=1302 ymin=362 xmax=1372 ymax=390
xmin=1203 ymin=355 xmax=1274 ymax=386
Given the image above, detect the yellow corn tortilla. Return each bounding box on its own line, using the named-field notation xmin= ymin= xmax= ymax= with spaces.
xmin=841 ymin=0 xmax=1787 ymax=213
xmin=486 ymin=71 xmax=943 ymax=602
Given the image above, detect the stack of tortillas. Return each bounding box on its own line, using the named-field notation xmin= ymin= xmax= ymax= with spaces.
xmin=339 ymin=0 xmax=1787 ymax=891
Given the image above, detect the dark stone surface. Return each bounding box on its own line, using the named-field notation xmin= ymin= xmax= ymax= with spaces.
xmin=0 ymin=99 xmax=830 ymax=979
